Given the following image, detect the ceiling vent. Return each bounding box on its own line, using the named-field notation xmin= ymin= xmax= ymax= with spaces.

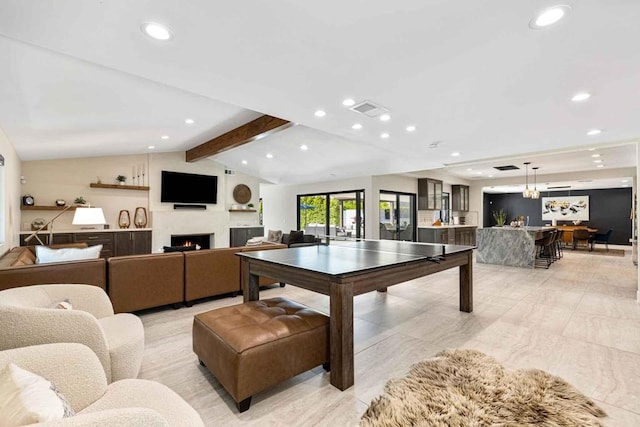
xmin=547 ymin=185 xmax=571 ymax=189
xmin=350 ymin=100 xmax=389 ymax=118
xmin=428 ymin=141 xmax=443 ymax=149
xmin=493 ymin=165 xmax=520 ymax=171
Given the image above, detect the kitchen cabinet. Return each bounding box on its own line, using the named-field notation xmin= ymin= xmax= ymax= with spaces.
xmin=418 ymin=228 xmax=449 ymax=244
xmin=451 ymin=185 xmax=470 ymax=211
xmin=230 ymin=226 xmax=265 ymax=247
xmin=418 ymin=178 xmax=443 ymax=210
xmin=418 ymin=226 xmax=476 ymax=246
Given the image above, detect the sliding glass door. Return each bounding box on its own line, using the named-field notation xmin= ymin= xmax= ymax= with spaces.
xmin=298 ymin=190 xmax=365 ymax=239
xmin=379 ymin=191 xmax=416 ymax=241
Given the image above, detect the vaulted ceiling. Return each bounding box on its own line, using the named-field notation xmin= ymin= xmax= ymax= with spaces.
xmin=0 ymin=1 xmax=638 ymax=185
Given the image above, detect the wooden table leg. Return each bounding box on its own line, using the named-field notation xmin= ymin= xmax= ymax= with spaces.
xmin=329 ymin=281 xmax=354 ymax=390
xmin=459 ymin=250 xmax=473 ymax=313
xmin=241 ymin=259 xmax=260 ymax=302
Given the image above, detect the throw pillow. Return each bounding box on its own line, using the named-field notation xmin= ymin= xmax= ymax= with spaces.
xmin=0 ymin=363 xmax=75 ymax=426
xmin=35 ymin=245 xmax=103 ymax=264
xmin=288 ymin=230 xmax=304 ymax=244
xmin=267 ymin=229 xmax=283 ymax=243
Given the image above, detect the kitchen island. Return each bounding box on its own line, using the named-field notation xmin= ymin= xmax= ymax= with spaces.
xmin=417 ymin=225 xmax=477 ymax=246
xmin=476 ymin=226 xmax=554 ymax=268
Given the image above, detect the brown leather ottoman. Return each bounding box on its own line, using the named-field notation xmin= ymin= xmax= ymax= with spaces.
xmin=192 ymin=297 xmax=330 ymax=412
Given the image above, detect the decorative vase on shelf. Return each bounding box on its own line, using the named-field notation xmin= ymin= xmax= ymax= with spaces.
xmin=134 ymin=207 xmax=147 ymax=228
xmin=118 ymin=210 xmax=131 ymax=229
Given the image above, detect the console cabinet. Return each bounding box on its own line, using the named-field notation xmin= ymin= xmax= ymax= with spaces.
xmin=20 ymin=230 xmax=152 ymax=258
xmin=418 ymin=178 xmax=443 ymax=210
xmin=230 ymin=226 xmax=265 ymax=247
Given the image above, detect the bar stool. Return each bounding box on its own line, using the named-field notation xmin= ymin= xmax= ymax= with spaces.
xmin=535 ymin=230 xmax=556 ymax=269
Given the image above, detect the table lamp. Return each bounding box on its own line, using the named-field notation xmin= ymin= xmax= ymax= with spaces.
xmin=72 ymin=207 xmax=107 ymax=229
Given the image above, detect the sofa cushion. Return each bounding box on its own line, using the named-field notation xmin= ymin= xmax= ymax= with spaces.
xmin=11 ymin=249 xmax=36 ymax=266
xmin=288 ymin=230 xmax=304 ymax=244
xmin=36 ymin=245 xmax=103 ymax=264
xmin=0 ymin=363 xmax=75 ymax=425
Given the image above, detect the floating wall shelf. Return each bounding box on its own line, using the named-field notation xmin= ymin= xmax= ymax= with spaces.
xmin=228 ymin=209 xmax=257 ymax=213
xmin=90 ymin=183 xmax=150 ymax=191
xmin=21 ymin=206 xmax=78 ymax=211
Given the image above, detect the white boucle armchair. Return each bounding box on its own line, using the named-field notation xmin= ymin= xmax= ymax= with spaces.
xmin=0 ymin=343 xmax=204 ymax=426
xmin=0 ymin=284 xmax=144 ymax=383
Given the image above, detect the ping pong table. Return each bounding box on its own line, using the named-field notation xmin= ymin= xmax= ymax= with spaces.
xmin=238 ymin=239 xmax=474 ymax=391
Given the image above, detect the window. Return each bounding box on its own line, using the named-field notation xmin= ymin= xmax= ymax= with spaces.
xmin=297 ymin=190 xmax=365 ymax=239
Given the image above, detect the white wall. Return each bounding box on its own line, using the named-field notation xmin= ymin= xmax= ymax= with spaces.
xmin=0 ymin=127 xmax=22 ymax=252
xmin=20 ymin=151 xmax=262 ymax=250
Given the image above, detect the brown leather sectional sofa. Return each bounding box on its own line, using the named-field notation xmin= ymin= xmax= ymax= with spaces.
xmin=0 ymin=243 xmax=286 ymax=313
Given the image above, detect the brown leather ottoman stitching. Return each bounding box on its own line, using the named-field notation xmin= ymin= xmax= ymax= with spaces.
xmin=192 ymin=297 xmax=330 ymax=412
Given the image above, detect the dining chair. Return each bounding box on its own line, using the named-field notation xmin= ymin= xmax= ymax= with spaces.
xmin=591 ymin=229 xmax=613 ymax=251
xmin=572 ymin=229 xmax=591 ymax=251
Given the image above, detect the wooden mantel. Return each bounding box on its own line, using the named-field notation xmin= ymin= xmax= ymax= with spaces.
xmin=186 ymin=115 xmax=293 ymax=162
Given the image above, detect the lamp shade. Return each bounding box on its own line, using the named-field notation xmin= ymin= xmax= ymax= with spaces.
xmin=72 ymin=207 xmax=106 ymax=226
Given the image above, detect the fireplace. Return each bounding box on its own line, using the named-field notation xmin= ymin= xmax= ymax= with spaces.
xmin=171 ymin=233 xmax=214 ymax=250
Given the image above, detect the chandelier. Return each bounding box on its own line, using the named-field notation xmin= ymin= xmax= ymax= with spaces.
xmin=531 ymin=167 xmax=540 ymax=199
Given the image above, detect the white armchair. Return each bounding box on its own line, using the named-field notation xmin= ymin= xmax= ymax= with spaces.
xmin=0 ymin=284 xmax=144 ymax=383
xmin=0 ymin=343 xmax=203 ymax=426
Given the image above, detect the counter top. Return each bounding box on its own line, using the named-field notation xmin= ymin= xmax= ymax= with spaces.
xmin=417 ymin=225 xmax=477 ymax=229
xmin=20 ymin=228 xmax=152 ymax=234
xmin=480 ymin=226 xmax=550 ymax=232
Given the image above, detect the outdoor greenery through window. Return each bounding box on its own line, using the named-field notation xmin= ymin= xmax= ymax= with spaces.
xmin=297 ymin=190 xmax=364 ymax=239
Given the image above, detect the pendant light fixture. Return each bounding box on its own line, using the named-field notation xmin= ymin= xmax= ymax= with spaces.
xmin=522 ymin=162 xmax=532 ymax=198
xmin=531 ymin=167 xmax=540 ymax=199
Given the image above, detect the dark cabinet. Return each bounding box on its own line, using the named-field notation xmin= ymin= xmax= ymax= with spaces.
xmin=20 ymin=230 xmax=152 ymax=258
xmin=451 ymin=185 xmax=470 ymax=211
xmin=454 ymin=227 xmax=476 ymax=246
xmin=73 ymin=232 xmax=115 ymax=258
xmin=115 ymin=231 xmax=152 ymax=256
xmin=418 ymin=228 xmax=449 ymax=244
xmin=230 ymin=226 xmax=265 ymax=247
xmin=418 ymin=226 xmax=476 ymax=246
xmin=418 ymin=178 xmax=443 ymax=210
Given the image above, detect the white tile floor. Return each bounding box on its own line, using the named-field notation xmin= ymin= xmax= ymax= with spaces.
xmin=139 ymin=246 xmax=640 ymax=426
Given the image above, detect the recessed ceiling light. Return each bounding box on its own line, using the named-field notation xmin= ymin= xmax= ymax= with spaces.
xmin=300 ymin=145 xmax=308 ymax=151
xmin=587 ymin=129 xmax=602 ymax=136
xmin=622 ymin=180 xmax=629 ymax=183
xmin=588 ymin=148 xmax=596 ymax=151
xmin=593 ymin=159 xmax=603 ymax=163
xmin=571 ymin=92 xmax=591 ymax=102
xmin=141 ymin=22 xmax=172 ymax=41
xmin=161 ymin=135 xmax=169 ymax=140
xmin=379 ymin=114 xmax=391 ymax=122
xmin=622 ymin=184 xmax=629 ymax=187
xmin=596 ymin=164 xmax=604 ymax=168
xmin=488 ymin=175 xmax=494 ymax=178
xmin=591 ymin=154 xmax=601 ymax=158
xmin=530 ymin=5 xmax=571 ymax=29
xmin=352 ymin=123 xmax=362 ymax=130
xmin=342 ymin=98 xmax=355 ymax=107
xmin=147 ymin=145 xmax=155 ymax=150
xmin=241 ymin=160 xmax=248 ymax=165
xmin=266 ymin=153 xmax=273 ymax=159
xmin=185 ymin=118 xmax=194 ymax=124
xmin=406 ymin=125 xmax=416 ymax=132
xmin=467 ymin=168 xmax=473 ymax=171
xmin=314 ymin=110 xmax=326 ymax=118
xmin=451 ymin=152 xmax=460 ymax=157
xmin=380 ymin=132 xmax=390 ymax=139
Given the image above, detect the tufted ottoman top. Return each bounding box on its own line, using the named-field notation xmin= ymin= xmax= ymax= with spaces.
xmin=194 ymin=297 xmax=329 ymax=353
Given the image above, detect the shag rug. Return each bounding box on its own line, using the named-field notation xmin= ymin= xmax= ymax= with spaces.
xmin=361 ymin=349 xmax=606 ymax=427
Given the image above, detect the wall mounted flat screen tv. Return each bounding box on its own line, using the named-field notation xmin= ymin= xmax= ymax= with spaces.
xmin=161 ymin=170 xmax=218 ymax=204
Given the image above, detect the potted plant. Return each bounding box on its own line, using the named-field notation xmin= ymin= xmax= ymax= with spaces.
xmin=74 ymin=196 xmax=87 ymax=206
xmin=492 ymin=209 xmax=507 ymax=227
xmin=247 ymin=203 xmax=255 ymax=210
xmin=116 ymin=175 xmax=127 ymax=185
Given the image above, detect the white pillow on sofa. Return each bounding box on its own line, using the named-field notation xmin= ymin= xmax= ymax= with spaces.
xmin=35 ymin=245 xmax=103 ymax=264
xmin=0 ymin=363 xmax=74 ymax=425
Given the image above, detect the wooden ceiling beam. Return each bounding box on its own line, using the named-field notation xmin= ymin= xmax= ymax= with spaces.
xmin=186 ymin=114 xmax=292 ymax=162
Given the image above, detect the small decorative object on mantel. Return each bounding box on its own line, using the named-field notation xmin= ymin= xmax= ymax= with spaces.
xmin=232 ymin=184 xmax=251 ymax=204
xmin=31 ymin=218 xmax=47 ymax=231
xmin=116 ymin=175 xmax=127 ymax=185
xmin=22 ymin=194 xmax=34 ymax=206
xmin=74 ymin=196 xmax=87 ymax=205
xmin=247 ymin=203 xmax=255 ymax=209
xmin=134 ymin=207 xmax=148 ymax=228
xmin=55 ymin=199 xmax=66 ymax=207
xmin=118 ymin=210 xmax=131 ymax=228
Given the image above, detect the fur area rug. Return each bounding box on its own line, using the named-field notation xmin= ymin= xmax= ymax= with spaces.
xmin=361 ymin=349 xmax=606 ymax=427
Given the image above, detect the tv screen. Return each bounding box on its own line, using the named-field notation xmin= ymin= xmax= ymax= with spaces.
xmin=161 ymin=170 xmax=218 ymax=204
